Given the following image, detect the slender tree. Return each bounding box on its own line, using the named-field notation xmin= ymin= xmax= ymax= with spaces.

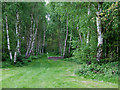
xmin=28 ymin=27 xmax=38 ymax=57
xmin=25 ymin=14 xmax=33 ymax=58
xmin=6 ymin=15 xmax=13 ymax=61
xmin=86 ymin=4 xmax=90 ymax=44
xmin=96 ymin=2 xmax=103 ymax=61
xmin=63 ymin=14 xmax=69 ymax=57
xmin=69 ymin=29 xmax=72 ymax=54
xmin=42 ymin=22 xmax=46 ymax=54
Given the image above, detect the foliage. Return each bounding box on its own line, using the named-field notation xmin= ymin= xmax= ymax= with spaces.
xmin=2 ymin=2 xmax=119 ymax=65
xmin=75 ymin=61 xmax=118 ymax=83
xmin=2 ymin=55 xmax=33 ymax=68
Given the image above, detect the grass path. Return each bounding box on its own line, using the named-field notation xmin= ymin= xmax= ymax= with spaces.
xmin=1 ymin=57 xmax=118 ymax=88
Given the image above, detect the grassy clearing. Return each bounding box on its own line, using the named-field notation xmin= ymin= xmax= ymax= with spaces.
xmin=1 ymin=56 xmax=118 ymax=88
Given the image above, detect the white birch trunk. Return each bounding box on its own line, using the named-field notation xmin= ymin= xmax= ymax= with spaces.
xmin=87 ymin=5 xmax=90 ymax=44
xmin=86 ymin=32 xmax=89 ymax=44
xmin=60 ymin=23 xmax=63 ymax=56
xmin=14 ymin=11 xmax=22 ymax=63
xmin=31 ymin=23 xmax=35 ymax=55
xmin=16 ymin=11 xmax=20 ymax=54
xmin=17 ymin=18 xmax=21 ymax=55
xmin=96 ymin=3 xmax=103 ymax=61
xmin=14 ymin=12 xmax=18 ymax=63
xmin=63 ymin=14 xmax=68 ymax=57
xmin=14 ymin=51 xmax=17 ymax=63
xmin=6 ymin=15 xmax=12 ymax=60
xmin=3 ymin=24 xmax=5 ymax=44
xmin=69 ymin=29 xmax=72 ymax=54
xmin=28 ymin=28 xmax=37 ymax=56
xmin=25 ymin=14 xmax=33 ymax=57
xmin=38 ymin=38 xmax=41 ymax=55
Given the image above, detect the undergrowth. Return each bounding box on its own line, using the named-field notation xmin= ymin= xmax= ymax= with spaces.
xmin=1 ymin=55 xmax=41 ymax=68
xmin=63 ymin=58 xmax=118 ymax=83
xmin=75 ymin=62 xmax=118 ymax=83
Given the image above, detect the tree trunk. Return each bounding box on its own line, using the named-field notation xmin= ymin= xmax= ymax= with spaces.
xmin=25 ymin=14 xmax=33 ymax=57
xmin=6 ymin=15 xmax=13 ymax=61
xmin=77 ymin=24 xmax=82 ymax=44
xmin=14 ymin=51 xmax=17 ymax=63
xmin=86 ymin=32 xmax=90 ymax=44
xmin=96 ymin=2 xmax=103 ymax=61
xmin=38 ymin=37 xmax=41 ymax=55
xmin=59 ymin=25 xmax=62 ymax=56
xmin=31 ymin=22 xmax=35 ymax=56
xmin=18 ymin=18 xmax=21 ymax=55
xmin=63 ymin=14 xmax=69 ymax=57
xmin=42 ymin=23 xmax=46 ymax=54
xmin=28 ymin=27 xmax=37 ymax=57
xmin=14 ymin=11 xmax=20 ymax=63
xmin=16 ymin=11 xmax=21 ymax=55
xmin=87 ymin=5 xmax=90 ymax=44
xmin=69 ymin=29 xmax=72 ymax=54
xmin=60 ymin=22 xmax=63 ymax=56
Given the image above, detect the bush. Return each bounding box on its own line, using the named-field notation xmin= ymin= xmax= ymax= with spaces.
xmin=2 ymin=52 xmax=10 ymax=61
xmin=2 ymin=61 xmax=13 ymax=68
xmin=2 ymin=55 xmax=33 ymax=68
xmin=75 ymin=62 xmax=118 ymax=83
xmin=63 ymin=57 xmax=84 ymax=64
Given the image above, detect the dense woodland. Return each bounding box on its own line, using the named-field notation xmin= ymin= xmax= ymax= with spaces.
xmin=1 ymin=2 xmax=120 ymax=88
xmin=2 ymin=2 xmax=119 ymax=63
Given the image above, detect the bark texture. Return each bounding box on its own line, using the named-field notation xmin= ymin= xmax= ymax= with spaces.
xmin=6 ymin=15 xmax=13 ymax=61
xmin=25 ymin=14 xmax=33 ymax=57
xmin=96 ymin=2 xmax=103 ymax=61
xmin=87 ymin=5 xmax=90 ymax=44
xmin=63 ymin=14 xmax=69 ymax=57
xmin=69 ymin=29 xmax=72 ymax=54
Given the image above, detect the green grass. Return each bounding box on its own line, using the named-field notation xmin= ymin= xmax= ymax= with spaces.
xmin=1 ymin=56 xmax=118 ymax=88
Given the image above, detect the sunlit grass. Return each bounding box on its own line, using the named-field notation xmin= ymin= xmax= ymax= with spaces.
xmin=1 ymin=56 xmax=118 ymax=88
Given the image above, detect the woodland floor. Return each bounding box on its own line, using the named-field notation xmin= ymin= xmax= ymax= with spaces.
xmin=0 ymin=57 xmax=118 ymax=88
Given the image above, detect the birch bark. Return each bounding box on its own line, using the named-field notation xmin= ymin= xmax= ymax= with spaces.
xmin=6 ymin=15 xmax=13 ymax=61
xmin=87 ymin=5 xmax=90 ymax=44
xmin=96 ymin=2 xmax=103 ymax=61
xmin=17 ymin=12 xmax=21 ymax=55
xmin=63 ymin=14 xmax=68 ymax=57
xmin=14 ymin=11 xmax=20 ymax=63
xmin=25 ymin=14 xmax=33 ymax=57
xmin=28 ymin=28 xmax=37 ymax=57
xmin=69 ymin=29 xmax=72 ymax=54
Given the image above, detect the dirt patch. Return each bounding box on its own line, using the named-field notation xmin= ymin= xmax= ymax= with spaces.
xmin=48 ymin=56 xmax=64 ymax=60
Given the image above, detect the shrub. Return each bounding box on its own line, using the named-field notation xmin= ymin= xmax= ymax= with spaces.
xmin=2 ymin=55 xmax=33 ymax=68
xmin=75 ymin=61 xmax=118 ymax=83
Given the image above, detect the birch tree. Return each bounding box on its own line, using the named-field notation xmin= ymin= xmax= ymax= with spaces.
xmin=6 ymin=15 xmax=13 ymax=61
xmin=96 ymin=2 xmax=103 ymax=61
xmin=14 ymin=11 xmax=21 ymax=63
xmin=68 ymin=29 xmax=72 ymax=54
xmin=63 ymin=14 xmax=69 ymax=57
xmin=28 ymin=27 xmax=38 ymax=57
xmin=25 ymin=14 xmax=33 ymax=57
xmin=86 ymin=5 xmax=90 ymax=44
